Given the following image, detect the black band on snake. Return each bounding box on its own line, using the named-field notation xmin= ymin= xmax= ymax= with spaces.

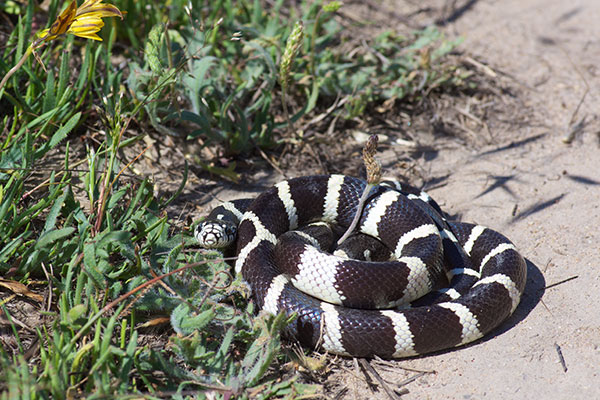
xmin=195 ymin=175 xmax=527 ymax=358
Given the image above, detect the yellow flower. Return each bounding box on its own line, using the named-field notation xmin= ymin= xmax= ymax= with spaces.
xmin=35 ymin=0 xmax=124 ymax=46
xmin=0 ymin=0 xmax=124 ymax=93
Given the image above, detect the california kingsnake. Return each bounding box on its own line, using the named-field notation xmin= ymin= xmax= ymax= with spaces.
xmin=196 ymin=175 xmax=527 ymax=358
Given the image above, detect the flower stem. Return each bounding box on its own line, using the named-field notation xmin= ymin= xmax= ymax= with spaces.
xmin=0 ymin=45 xmax=33 ymax=96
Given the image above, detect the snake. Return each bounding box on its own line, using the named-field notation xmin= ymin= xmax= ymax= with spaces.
xmin=195 ymin=174 xmax=527 ymax=358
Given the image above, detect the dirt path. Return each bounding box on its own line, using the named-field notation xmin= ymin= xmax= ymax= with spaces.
xmin=330 ymin=0 xmax=599 ymax=398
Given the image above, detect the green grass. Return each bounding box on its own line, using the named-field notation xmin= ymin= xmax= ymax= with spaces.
xmin=0 ymin=0 xmax=468 ymax=398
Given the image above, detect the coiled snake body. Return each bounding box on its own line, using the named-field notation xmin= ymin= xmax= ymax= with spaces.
xmin=196 ymin=175 xmax=527 ymax=358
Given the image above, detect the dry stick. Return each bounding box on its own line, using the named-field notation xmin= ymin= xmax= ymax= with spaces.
xmin=543 ymin=275 xmax=578 ymax=291
xmin=254 ymin=142 xmax=287 ymax=178
xmin=333 ymin=387 xmax=349 ymax=400
xmin=396 ymin=371 xmax=429 ymax=390
xmin=68 ymin=258 xmax=236 ymax=347
xmin=554 ymin=343 xmax=568 ymax=372
xmin=353 ymin=357 xmax=376 ymax=390
xmin=561 ymin=88 xmax=589 ymax=144
xmin=359 ymin=359 xmax=405 ymax=400
xmin=40 ymin=262 xmax=53 ymax=312
xmin=0 ymin=294 xmax=16 ymax=307
xmin=336 ymin=182 xmax=373 ymax=246
xmin=373 ymin=355 xmax=436 ymax=375
xmin=110 ymin=143 xmax=151 ymax=188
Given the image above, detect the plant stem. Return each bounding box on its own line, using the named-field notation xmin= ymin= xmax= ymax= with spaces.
xmin=0 ymin=46 xmax=33 ymax=96
xmin=337 ymin=182 xmax=374 ymax=246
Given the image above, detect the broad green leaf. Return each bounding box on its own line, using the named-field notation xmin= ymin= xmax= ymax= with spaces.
xmin=170 ymin=304 xmax=214 ymax=335
xmin=67 ymin=304 xmax=87 ymax=324
xmin=35 ymin=227 xmax=75 ymax=250
xmin=42 ymin=186 xmax=68 ymax=233
xmin=34 ymin=112 xmax=81 ymax=159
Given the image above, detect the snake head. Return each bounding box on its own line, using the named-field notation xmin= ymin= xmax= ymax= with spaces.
xmin=195 ymin=219 xmax=238 ymax=249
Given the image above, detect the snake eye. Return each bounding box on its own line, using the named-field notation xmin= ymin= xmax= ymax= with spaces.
xmin=226 ymin=224 xmax=237 ymax=237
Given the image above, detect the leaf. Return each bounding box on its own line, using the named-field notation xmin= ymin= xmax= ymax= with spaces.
xmin=0 ymin=145 xmax=23 ymax=182
xmin=0 ymin=279 xmax=43 ymax=302
xmin=182 ymin=56 xmax=218 ymax=114
xmin=245 ymin=40 xmax=277 ymax=79
xmin=82 ymin=242 xmax=106 ymax=288
xmin=43 ymin=68 xmax=56 ymax=113
xmin=42 ymin=186 xmax=68 ymax=233
xmin=34 ymin=112 xmax=81 ymax=159
xmin=211 ymin=327 xmax=234 ymax=371
xmin=51 ymin=112 xmax=81 ymax=148
xmin=0 ymin=235 xmax=25 ymax=263
xmin=67 ymin=304 xmax=87 ymax=324
xmin=240 ymin=311 xmax=290 ymax=387
xmin=35 ymin=227 xmax=75 ymax=250
xmin=71 ymin=342 xmax=94 ymax=373
xmin=170 ymin=303 xmax=214 ymax=335
xmin=97 ymin=230 xmax=133 ymax=249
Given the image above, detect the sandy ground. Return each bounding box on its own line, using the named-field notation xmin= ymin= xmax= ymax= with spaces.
xmin=195 ymin=0 xmax=600 ymax=398
xmin=330 ymin=0 xmax=600 ymax=398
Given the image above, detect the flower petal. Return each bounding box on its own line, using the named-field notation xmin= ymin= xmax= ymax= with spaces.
xmin=44 ymin=0 xmax=77 ymax=40
xmin=68 ymin=18 xmax=105 ymax=40
xmin=33 ymin=0 xmax=124 ymax=45
xmin=76 ymin=0 xmax=124 ymax=19
xmin=72 ymin=15 xmax=105 ymax=26
xmin=71 ymin=31 xmax=103 ymax=41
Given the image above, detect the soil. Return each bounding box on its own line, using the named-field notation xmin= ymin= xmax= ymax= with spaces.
xmin=189 ymin=1 xmax=600 ymax=398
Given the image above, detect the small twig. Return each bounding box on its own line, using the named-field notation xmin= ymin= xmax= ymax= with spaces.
xmin=561 ymin=91 xmax=588 ymax=144
xmin=539 ymin=298 xmax=552 ymax=314
xmin=372 ymin=356 xmax=436 ymax=375
xmin=543 ymin=275 xmax=578 ymax=290
xmin=2 ymin=313 xmax=36 ymax=333
xmin=543 ymin=258 xmax=553 ymax=273
xmin=110 ymin=143 xmax=152 ymax=187
xmin=337 ymin=182 xmax=373 ymax=246
xmin=255 ymin=143 xmax=287 ymax=178
xmin=333 ymin=387 xmax=348 ymax=400
xmin=0 ymin=293 xmax=17 ymax=307
xmin=396 ymin=371 xmax=429 ymax=389
xmin=354 ymin=357 xmax=376 ymax=390
xmin=463 ymin=56 xmax=497 ymax=78
xmin=454 ymin=106 xmax=483 ymax=125
xmin=301 ymin=95 xmax=349 ymax=131
xmin=40 ymin=262 xmax=53 ymax=313
xmin=554 ymin=343 xmax=568 ymax=372
xmin=359 ymin=359 xmax=405 ymax=400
